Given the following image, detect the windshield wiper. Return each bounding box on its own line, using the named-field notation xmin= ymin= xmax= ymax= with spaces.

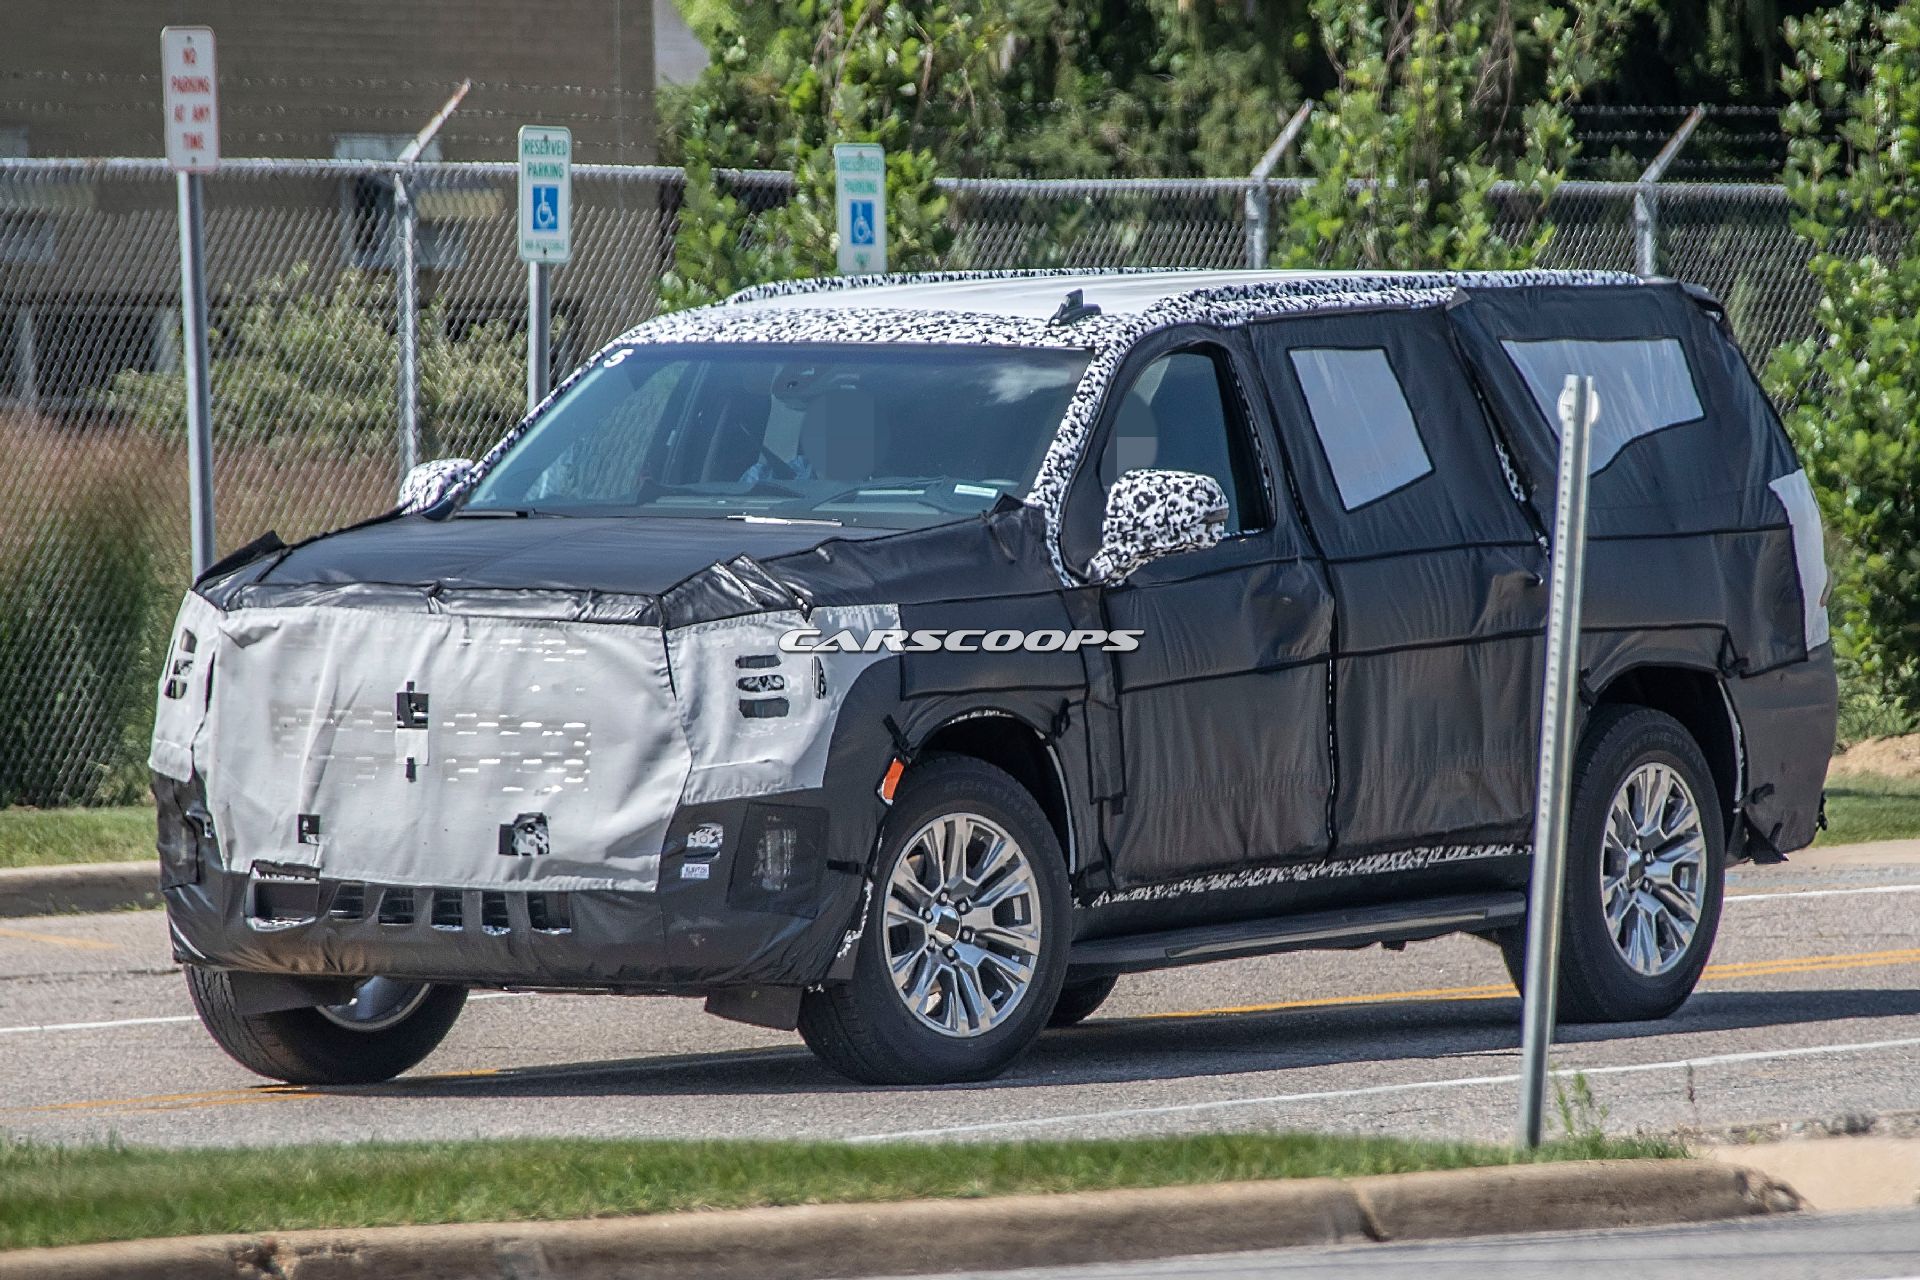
xmin=726 ymin=513 xmax=842 ymax=526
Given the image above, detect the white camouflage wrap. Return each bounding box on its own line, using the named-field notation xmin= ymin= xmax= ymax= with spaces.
xmin=397 ymin=458 xmax=475 ymax=514
xmin=1085 ymin=468 xmax=1228 ymax=584
xmin=148 ymin=593 xmax=902 ymax=893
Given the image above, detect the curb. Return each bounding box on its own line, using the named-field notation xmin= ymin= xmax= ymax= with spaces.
xmin=0 ymin=862 xmax=158 ymax=919
xmin=0 ymin=1159 xmax=1799 ymax=1280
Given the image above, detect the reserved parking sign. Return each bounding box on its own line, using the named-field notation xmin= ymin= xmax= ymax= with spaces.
xmin=834 ymin=143 xmax=887 ymax=275
xmin=518 ymin=125 xmax=572 ymax=264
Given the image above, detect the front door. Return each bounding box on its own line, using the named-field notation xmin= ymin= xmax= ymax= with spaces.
xmin=1060 ymin=329 xmax=1335 ymax=890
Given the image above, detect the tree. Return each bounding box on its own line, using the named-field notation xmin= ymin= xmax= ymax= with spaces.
xmin=1765 ymin=2 xmax=1920 ymax=708
xmin=658 ymin=2 xmax=1007 ymax=310
xmin=1273 ymin=0 xmax=1648 ymax=270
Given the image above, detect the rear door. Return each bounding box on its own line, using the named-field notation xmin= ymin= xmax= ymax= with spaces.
xmin=1251 ymin=308 xmax=1546 ymax=854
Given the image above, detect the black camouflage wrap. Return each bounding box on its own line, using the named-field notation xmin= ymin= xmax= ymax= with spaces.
xmin=158 ymin=270 xmax=1833 ymax=995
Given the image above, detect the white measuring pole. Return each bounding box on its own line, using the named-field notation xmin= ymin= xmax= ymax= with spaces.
xmin=1518 ymin=373 xmax=1597 ymax=1149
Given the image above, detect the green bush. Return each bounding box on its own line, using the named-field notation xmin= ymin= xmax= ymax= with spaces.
xmin=1766 ymin=1 xmax=1920 ymax=711
xmin=0 ymin=427 xmax=172 ymax=807
xmin=107 ymin=265 xmax=525 ymax=460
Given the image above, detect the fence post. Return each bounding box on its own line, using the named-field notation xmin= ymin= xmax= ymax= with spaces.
xmin=1244 ymin=103 xmax=1313 ymax=270
xmin=175 ymin=171 xmax=216 ymax=576
xmin=1517 ymin=373 xmax=1596 ymax=1149
xmin=390 ymin=81 xmax=470 ymax=479
xmin=1632 ymin=106 xmax=1705 ymax=278
xmin=394 ymin=174 xmax=420 ymax=477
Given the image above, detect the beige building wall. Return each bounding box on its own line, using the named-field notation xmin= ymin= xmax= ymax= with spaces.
xmin=0 ymin=1 xmax=657 ymax=163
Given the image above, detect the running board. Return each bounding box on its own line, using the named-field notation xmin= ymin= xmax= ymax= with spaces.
xmin=1067 ymin=891 xmax=1526 ymax=977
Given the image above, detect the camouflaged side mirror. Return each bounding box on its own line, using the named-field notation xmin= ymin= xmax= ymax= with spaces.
xmin=1086 ymin=468 xmax=1228 ymax=585
xmin=397 ymin=458 xmax=476 ymax=513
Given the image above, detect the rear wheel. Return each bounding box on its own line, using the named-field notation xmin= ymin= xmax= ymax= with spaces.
xmin=1049 ymin=975 xmax=1119 ymax=1027
xmin=186 ymin=967 xmax=466 ymax=1085
xmin=1502 ymin=705 xmax=1724 ymax=1023
xmin=799 ymin=756 xmax=1070 ymax=1084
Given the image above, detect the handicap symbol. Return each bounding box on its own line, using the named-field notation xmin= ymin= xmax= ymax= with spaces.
xmin=848 ymin=199 xmax=875 ymax=246
xmin=532 ymin=184 xmax=560 ymax=232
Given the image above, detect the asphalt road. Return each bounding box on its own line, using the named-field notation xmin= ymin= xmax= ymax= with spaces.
xmin=879 ymin=1207 xmax=1920 ymax=1280
xmin=5 ymin=842 xmax=1920 ymax=1149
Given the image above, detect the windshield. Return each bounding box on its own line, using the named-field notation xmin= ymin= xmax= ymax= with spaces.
xmin=461 ymin=342 xmax=1091 ymax=529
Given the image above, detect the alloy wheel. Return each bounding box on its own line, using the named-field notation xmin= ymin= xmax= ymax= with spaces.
xmin=1601 ymin=762 xmax=1708 ymax=977
xmin=882 ymin=811 xmax=1044 ymax=1038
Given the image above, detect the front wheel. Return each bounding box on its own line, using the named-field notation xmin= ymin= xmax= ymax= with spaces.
xmin=799 ymin=756 xmax=1071 ymax=1084
xmin=1502 ymin=705 xmax=1725 ymax=1023
xmin=186 ymin=967 xmax=467 ymax=1084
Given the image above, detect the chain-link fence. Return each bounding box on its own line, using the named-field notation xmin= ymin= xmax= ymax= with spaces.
xmin=0 ymin=156 xmax=1838 ymax=805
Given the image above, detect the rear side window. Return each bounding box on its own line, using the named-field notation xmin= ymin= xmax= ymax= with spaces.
xmin=1500 ymin=337 xmax=1704 ymax=472
xmin=1288 ymin=347 xmax=1432 ymax=510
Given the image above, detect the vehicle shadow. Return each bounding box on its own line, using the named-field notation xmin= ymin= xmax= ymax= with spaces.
xmin=333 ymin=983 xmax=1920 ymax=1103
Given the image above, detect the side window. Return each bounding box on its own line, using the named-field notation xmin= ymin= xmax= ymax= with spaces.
xmin=1094 ymin=349 xmax=1269 ymax=536
xmin=1289 ymin=347 xmax=1432 ymax=510
xmin=1500 ymin=337 xmax=1704 ymax=472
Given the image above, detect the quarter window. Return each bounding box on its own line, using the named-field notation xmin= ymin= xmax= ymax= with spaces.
xmin=1500 ymin=337 xmax=1704 ymax=472
xmin=1289 ymin=347 xmax=1432 ymax=510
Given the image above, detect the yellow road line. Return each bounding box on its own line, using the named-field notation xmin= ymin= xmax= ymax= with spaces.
xmin=15 ymin=947 xmax=1920 ymax=1120
xmin=1139 ymin=945 xmax=1920 ymax=1022
xmin=0 ymin=924 xmax=116 ymax=952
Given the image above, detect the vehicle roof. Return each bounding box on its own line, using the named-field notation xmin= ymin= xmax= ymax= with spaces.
xmin=617 ymin=268 xmax=1647 ymax=355
xmin=722 ymin=267 xmax=1644 ymax=321
xmin=726 ymin=270 xmax=1355 ymax=320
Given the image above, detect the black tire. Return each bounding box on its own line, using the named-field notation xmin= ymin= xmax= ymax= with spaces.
xmin=1048 ymin=975 xmax=1119 ymax=1027
xmin=185 ymin=967 xmax=467 ymax=1085
xmin=799 ymin=755 xmax=1071 ymax=1085
xmin=1501 ymin=704 xmax=1725 ymax=1023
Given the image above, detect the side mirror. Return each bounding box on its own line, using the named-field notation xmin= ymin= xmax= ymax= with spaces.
xmin=1087 ymin=468 xmax=1228 ymax=584
xmin=398 ymin=458 xmax=475 ymax=513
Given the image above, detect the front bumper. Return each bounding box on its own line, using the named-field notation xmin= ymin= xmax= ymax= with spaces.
xmin=158 ymin=772 xmax=869 ymax=991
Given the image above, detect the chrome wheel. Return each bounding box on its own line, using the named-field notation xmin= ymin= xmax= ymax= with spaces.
xmin=1601 ymin=762 xmax=1708 ymax=977
xmin=882 ymin=811 xmax=1044 ymax=1038
xmin=316 ymin=976 xmax=433 ymax=1032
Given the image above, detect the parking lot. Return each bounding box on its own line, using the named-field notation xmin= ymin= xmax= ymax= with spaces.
xmin=5 ymin=840 xmax=1918 ymax=1151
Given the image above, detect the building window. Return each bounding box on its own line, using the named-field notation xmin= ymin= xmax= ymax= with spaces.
xmin=1289 ymin=347 xmax=1433 ymax=510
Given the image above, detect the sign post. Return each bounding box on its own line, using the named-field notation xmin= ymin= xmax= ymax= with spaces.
xmin=162 ymin=25 xmax=218 ymax=576
xmin=518 ymin=125 xmax=572 ymax=412
xmin=1517 ymin=373 xmax=1598 ymax=1149
xmin=833 ymin=143 xmax=887 ymax=276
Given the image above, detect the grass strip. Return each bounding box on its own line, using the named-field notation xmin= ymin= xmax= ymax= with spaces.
xmin=0 ymin=1131 xmax=1680 ymax=1252
xmin=0 ymin=807 xmax=153 ymax=870
xmin=1816 ymin=772 xmax=1920 ymax=846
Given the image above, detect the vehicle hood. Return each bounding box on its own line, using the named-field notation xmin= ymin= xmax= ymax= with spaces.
xmin=257 ymin=514 xmax=892 ymax=598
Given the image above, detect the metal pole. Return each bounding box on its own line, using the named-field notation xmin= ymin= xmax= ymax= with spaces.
xmin=527 ymin=260 xmax=550 ymax=412
xmin=1245 ymin=103 xmax=1313 ymax=270
xmin=395 ymin=174 xmax=419 ymax=476
xmin=390 ymin=80 xmax=469 ymax=478
xmin=175 ymin=171 xmax=216 ymax=576
xmin=1632 ymin=105 xmax=1705 ymax=279
xmin=1517 ymin=372 xmax=1596 ymax=1149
